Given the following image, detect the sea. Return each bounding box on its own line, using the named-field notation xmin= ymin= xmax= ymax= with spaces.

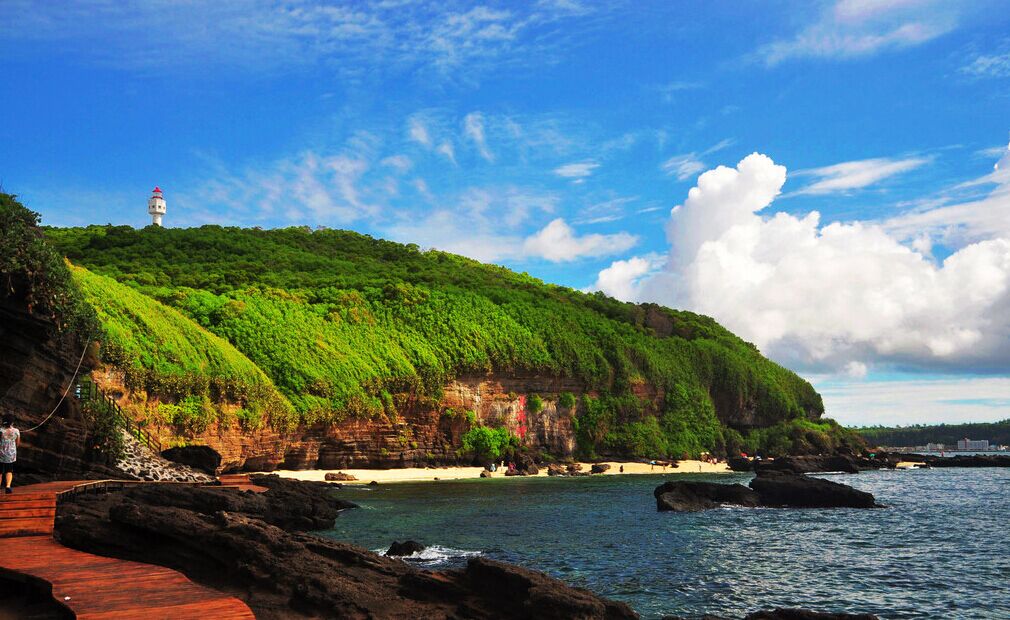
xmin=322 ymin=467 xmax=1010 ymax=619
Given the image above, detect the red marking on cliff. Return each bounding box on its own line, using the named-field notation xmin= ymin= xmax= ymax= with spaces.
xmin=516 ymin=395 xmax=528 ymax=439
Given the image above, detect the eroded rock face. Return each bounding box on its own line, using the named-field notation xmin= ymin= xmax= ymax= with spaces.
xmin=55 ymin=481 xmax=638 ymax=620
xmin=386 ymin=540 xmax=425 ymax=556
xmin=0 ymin=295 xmax=121 ymax=482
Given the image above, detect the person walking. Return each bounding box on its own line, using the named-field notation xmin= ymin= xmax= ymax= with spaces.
xmin=1 ymin=414 xmax=20 ymax=494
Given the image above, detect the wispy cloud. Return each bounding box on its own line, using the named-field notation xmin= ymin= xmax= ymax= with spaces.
xmin=553 ymin=161 xmax=599 ymax=181
xmin=961 ymin=51 xmax=1010 ymax=78
xmin=660 ymin=139 xmax=734 ymax=181
xmin=792 ymin=156 xmax=930 ymax=195
xmin=0 ymin=0 xmax=608 ymax=80
xmin=755 ymin=0 xmax=960 ymax=66
xmin=463 ymin=112 xmax=494 ymax=162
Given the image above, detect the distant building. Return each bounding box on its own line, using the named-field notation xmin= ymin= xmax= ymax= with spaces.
xmin=957 ymin=438 xmax=989 ymax=451
xmin=148 ymin=186 xmax=166 ymax=226
xmin=925 ymin=443 xmax=945 ymax=452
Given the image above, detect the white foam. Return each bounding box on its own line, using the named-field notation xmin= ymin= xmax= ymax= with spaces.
xmin=378 ymin=545 xmax=483 ymax=565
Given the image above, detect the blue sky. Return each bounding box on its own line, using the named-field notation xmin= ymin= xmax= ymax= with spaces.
xmin=2 ymin=1 xmax=1010 ymax=426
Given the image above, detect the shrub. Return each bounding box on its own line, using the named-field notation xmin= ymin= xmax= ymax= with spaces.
xmin=461 ymin=426 xmax=518 ymax=461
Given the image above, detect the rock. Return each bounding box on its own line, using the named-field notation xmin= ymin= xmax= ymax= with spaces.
xmin=161 ymin=445 xmax=222 ymax=475
xmin=386 ymin=540 xmax=425 ymax=556
xmin=748 ymin=471 xmax=878 ymax=509
xmin=654 ymin=481 xmax=760 ymax=512
xmin=547 ymin=464 xmax=566 ymax=476
xmin=745 ymin=609 xmax=879 ymax=620
xmin=590 ymin=463 xmax=611 ymax=474
xmin=727 ymin=456 xmax=753 ymax=472
xmin=368 ymin=480 xmax=379 ymax=486
xmin=324 ymin=472 xmax=357 ymax=481
xmin=480 ymin=470 xmax=492 ymax=478
xmin=926 ymin=454 xmax=1010 ymax=468
xmin=55 ymin=484 xmax=638 ymax=620
xmin=567 ymin=463 xmax=583 ymax=473
xmin=754 ymin=455 xmax=859 ymax=475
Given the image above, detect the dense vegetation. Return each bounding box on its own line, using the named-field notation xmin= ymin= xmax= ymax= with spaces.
xmin=43 ymin=221 xmax=834 ymax=458
xmin=0 ymin=193 xmax=96 ymax=341
xmin=858 ymin=420 xmax=1010 ymax=448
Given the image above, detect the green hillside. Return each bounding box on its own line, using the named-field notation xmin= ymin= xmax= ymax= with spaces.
xmin=71 ymin=264 xmax=292 ymax=431
xmin=41 ymin=219 xmax=850 ymax=458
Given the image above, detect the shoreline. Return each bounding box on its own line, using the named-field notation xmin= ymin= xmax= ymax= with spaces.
xmin=271 ymin=459 xmax=731 ymax=484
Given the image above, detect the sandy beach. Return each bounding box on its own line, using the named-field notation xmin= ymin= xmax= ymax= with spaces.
xmin=272 ymin=459 xmax=730 ymax=484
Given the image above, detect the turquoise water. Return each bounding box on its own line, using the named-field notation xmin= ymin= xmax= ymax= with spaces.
xmin=322 ymin=469 xmax=1010 ymax=619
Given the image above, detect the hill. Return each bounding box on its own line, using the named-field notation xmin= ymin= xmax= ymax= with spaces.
xmin=35 ymin=211 xmax=857 ymax=467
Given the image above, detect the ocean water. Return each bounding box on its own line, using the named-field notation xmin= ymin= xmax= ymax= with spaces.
xmin=322 ymin=468 xmax=1010 ymax=619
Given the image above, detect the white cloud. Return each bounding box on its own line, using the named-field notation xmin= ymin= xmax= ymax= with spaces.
xmin=793 ymin=156 xmax=929 ymax=194
xmin=522 ymin=218 xmax=638 ymax=262
xmin=756 ymin=0 xmax=960 ymax=66
xmin=380 ymin=155 xmax=413 ymax=173
xmin=408 ymin=118 xmax=432 ymax=146
xmin=437 ymin=141 xmax=457 ymax=164
xmin=623 ymin=150 xmax=1010 ymax=376
xmin=661 ymin=154 xmax=706 ymax=181
xmin=588 ymin=254 xmax=664 ymax=301
xmin=814 ymin=376 xmax=1010 ymax=426
xmin=554 ymin=161 xmax=599 ymax=179
xmin=1 ymin=1 xmax=606 ymax=78
xmin=179 ymin=150 xmax=380 ymax=226
xmin=961 ymin=51 xmax=1010 ymax=78
xmin=464 ymin=112 xmax=494 ymax=162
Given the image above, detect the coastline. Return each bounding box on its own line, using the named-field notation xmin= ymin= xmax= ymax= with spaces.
xmin=271 ymin=459 xmax=731 ymax=484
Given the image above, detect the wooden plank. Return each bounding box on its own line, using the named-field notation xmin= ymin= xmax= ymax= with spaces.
xmin=0 ymin=480 xmax=255 ymax=619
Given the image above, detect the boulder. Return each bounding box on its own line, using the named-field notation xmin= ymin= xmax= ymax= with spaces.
xmin=386 ymin=540 xmax=425 ymax=556
xmin=324 ymin=472 xmax=357 ymax=481
xmin=754 ymin=455 xmax=859 ymax=475
xmin=160 ymin=445 xmax=222 ymax=475
xmin=590 ymin=463 xmax=611 ymax=474
xmin=727 ymin=456 xmax=753 ymax=472
xmin=480 ymin=470 xmax=492 ymax=478
xmin=654 ymin=481 xmax=760 ymax=512
xmin=567 ymin=463 xmax=584 ymax=473
xmin=748 ymin=471 xmax=877 ymax=508
xmin=547 ymin=464 xmax=567 ymax=476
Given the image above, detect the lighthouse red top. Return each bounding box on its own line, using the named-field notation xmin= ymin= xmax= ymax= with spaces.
xmin=152 ymin=186 xmax=162 ymax=194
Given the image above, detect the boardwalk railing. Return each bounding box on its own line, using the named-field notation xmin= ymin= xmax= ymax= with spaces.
xmin=76 ymin=380 xmax=163 ymax=454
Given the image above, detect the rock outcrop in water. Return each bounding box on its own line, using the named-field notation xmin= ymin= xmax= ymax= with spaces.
xmin=655 ymin=471 xmax=878 ymax=511
xmin=663 ymin=609 xmax=879 ymax=620
xmin=55 ymin=478 xmax=638 ymax=620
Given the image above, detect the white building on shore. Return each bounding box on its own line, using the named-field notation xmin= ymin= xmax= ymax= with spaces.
xmin=148 ymin=186 xmax=166 ymax=226
xmin=957 ymin=438 xmax=989 ymax=451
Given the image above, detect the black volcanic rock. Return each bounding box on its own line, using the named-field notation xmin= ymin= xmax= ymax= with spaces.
xmin=55 ymin=483 xmax=638 ymax=620
xmin=748 ymin=471 xmax=877 ymax=508
xmin=386 ymin=540 xmax=425 ymax=556
xmin=754 ymin=455 xmax=859 ymax=475
xmin=727 ymin=456 xmax=754 ymax=472
xmin=654 ymin=481 xmax=760 ymax=512
xmin=161 ymin=445 xmax=222 ymax=475
xmin=591 ymin=463 xmax=611 ymax=474
xmin=926 ymin=454 xmax=1010 ymax=468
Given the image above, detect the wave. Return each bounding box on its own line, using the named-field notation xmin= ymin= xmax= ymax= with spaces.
xmin=376 ymin=545 xmax=483 ymax=566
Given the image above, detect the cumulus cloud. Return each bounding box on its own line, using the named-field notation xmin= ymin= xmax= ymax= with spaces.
xmin=464 ymin=112 xmax=494 ymax=162
xmin=523 ymin=218 xmax=638 ymax=262
xmin=554 ymin=161 xmax=599 ymax=180
xmin=793 ymin=156 xmax=929 ymax=194
xmin=756 ymin=0 xmax=960 ymax=66
xmin=588 ymin=253 xmax=664 ymax=301
xmin=597 ymin=148 xmax=1010 ymax=376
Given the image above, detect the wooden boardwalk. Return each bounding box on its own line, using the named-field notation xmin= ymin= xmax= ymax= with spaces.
xmin=0 ymin=479 xmax=256 ymax=619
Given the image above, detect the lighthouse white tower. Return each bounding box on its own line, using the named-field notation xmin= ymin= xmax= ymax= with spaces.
xmin=148 ymin=186 xmax=166 ymax=226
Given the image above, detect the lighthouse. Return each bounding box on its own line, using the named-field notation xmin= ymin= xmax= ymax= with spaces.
xmin=148 ymin=187 xmax=166 ymax=226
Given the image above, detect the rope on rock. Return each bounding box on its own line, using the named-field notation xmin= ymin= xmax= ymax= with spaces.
xmin=25 ymin=338 xmax=91 ymax=433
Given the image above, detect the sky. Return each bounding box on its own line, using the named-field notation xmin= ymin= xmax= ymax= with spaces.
xmin=2 ymin=0 xmax=1009 ymax=427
